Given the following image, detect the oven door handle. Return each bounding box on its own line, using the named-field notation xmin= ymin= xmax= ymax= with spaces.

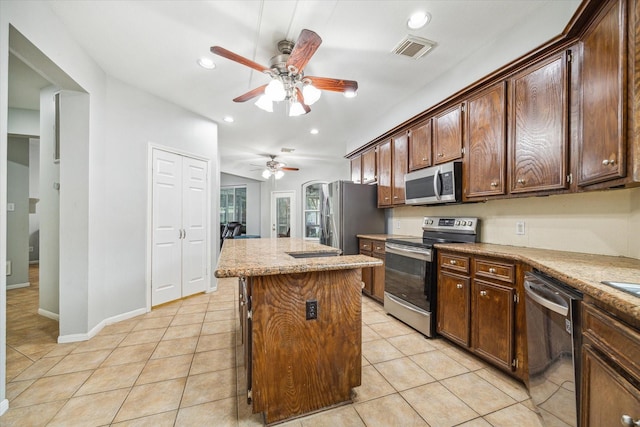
xmin=385 ymin=243 xmax=431 ymax=261
xmin=385 ymin=292 xmax=428 ymax=315
xmin=433 ymin=167 xmax=441 ymax=201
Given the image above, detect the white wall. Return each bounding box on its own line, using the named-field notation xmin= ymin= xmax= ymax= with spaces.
xmin=7 ymin=107 xmax=39 ymax=136
xmin=6 ymin=137 xmax=29 ymax=286
xmin=220 ymin=173 xmax=262 ymax=236
xmin=102 ymin=76 xmax=219 ymax=322
xmin=390 ymin=187 xmax=640 ymax=258
xmin=0 ymin=2 xmax=220 ymax=411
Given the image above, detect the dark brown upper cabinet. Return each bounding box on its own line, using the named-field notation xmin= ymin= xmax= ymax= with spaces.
xmin=350 ymin=155 xmax=362 ymax=184
xmin=392 ymin=132 xmax=408 ymax=205
xmin=408 ymin=119 xmax=432 ymax=171
xmin=433 ymin=104 xmax=463 ymax=164
xmin=361 ymin=147 xmax=377 ymax=184
xmin=578 ymin=0 xmax=627 ymax=187
xmin=377 ymin=140 xmax=392 ymax=207
xmin=464 ymin=82 xmax=507 ymax=199
xmin=509 ymin=50 xmax=570 ymax=194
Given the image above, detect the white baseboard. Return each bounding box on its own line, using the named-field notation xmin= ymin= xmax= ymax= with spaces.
xmin=0 ymin=399 xmax=8 ymax=417
xmin=6 ymin=282 xmax=29 ymax=290
xmin=38 ymin=308 xmax=60 ymax=321
xmin=57 ymin=307 xmax=147 ymax=343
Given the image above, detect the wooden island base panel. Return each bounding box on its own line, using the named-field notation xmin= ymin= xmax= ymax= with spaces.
xmin=215 ymin=238 xmax=382 ymax=424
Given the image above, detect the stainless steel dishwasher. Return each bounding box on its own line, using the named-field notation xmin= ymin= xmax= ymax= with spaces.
xmin=524 ymin=271 xmax=582 ymax=427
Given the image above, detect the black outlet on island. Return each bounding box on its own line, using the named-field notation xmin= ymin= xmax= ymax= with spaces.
xmin=306 ymin=300 xmax=318 ymax=320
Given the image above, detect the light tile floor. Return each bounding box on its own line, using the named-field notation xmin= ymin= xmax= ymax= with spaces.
xmin=3 ymin=269 xmax=544 ymax=426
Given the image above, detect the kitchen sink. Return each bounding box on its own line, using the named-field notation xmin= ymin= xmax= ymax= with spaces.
xmin=601 ymin=281 xmax=640 ymax=297
xmin=287 ymin=251 xmax=340 ymax=259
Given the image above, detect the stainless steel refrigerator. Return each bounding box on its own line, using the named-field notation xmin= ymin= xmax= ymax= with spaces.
xmin=319 ymin=181 xmax=385 ymax=255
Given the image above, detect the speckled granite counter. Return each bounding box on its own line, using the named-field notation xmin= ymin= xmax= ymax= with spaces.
xmin=436 ymin=243 xmax=640 ymax=320
xmin=214 ymin=238 xmax=383 ymax=278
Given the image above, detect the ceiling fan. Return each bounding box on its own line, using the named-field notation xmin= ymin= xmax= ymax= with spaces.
xmin=254 ymin=155 xmax=299 ymax=179
xmin=211 ymin=29 xmax=358 ymax=116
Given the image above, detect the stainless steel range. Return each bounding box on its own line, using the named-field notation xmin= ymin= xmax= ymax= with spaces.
xmin=384 ymin=216 xmax=479 ymax=337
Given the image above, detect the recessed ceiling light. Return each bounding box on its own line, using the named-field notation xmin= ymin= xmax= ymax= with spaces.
xmin=223 ymin=116 xmax=234 ymax=123
xmin=197 ymin=57 xmax=215 ymax=69
xmin=407 ymin=11 xmax=431 ymax=30
xmin=310 ymin=128 xmax=319 ymax=135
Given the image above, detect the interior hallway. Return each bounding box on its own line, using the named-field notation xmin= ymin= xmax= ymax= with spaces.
xmin=3 ymin=274 xmax=545 ymax=426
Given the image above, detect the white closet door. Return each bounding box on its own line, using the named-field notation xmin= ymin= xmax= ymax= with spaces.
xmin=152 ymin=149 xmax=183 ymax=305
xmin=181 ymin=156 xmax=207 ymax=297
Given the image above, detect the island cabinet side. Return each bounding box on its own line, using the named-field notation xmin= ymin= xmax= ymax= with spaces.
xmin=248 ymin=268 xmax=363 ymax=424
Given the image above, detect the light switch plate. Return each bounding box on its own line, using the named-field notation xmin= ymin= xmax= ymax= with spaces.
xmin=516 ymin=221 xmax=526 ymax=235
xmin=7 ymin=202 xmax=15 ymax=212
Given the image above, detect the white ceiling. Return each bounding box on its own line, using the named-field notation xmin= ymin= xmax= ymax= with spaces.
xmin=9 ymin=1 xmax=581 ymax=180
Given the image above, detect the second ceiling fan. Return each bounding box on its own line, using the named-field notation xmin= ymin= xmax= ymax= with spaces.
xmin=211 ymin=29 xmax=358 ymax=116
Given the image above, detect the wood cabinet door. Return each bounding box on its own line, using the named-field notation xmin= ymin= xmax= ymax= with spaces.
xmin=433 ymin=104 xmax=463 ymax=164
xmin=582 ymin=345 xmax=640 ymax=427
xmin=392 ymin=132 xmax=408 ymax=205
xmin=409 ymin=119 xmax=432 ymax=171
xmin=437 ymin=271 xmax=470 ymax=347
xmin=377 ymin=140 xmax=392 ymax=206
xmin=471 ymin=279 xmax=515 ymax=371
xmin=509 ymin=51 xmax=569 ymax=194
xmin=350 ymin=156 xmax=362 ymax=184
xmin=371 ymin=252 xmax=385 ymax=302
xmin=362 ymin=148 xmax=377 ymax=184
xmin=465 ymin=82 xmax=507 ymax=198
xmin=579 ymin=0 xmax=626 ymax=186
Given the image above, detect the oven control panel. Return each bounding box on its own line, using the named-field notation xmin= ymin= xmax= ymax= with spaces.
xmin=422 ymin=216 xmax=478 ymax=234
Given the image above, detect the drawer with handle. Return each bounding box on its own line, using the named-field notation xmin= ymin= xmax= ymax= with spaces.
xmin=440 ymin=253 xmax=470 ymax=274
xmin=474 ymin=259 xmax=515 ymax=283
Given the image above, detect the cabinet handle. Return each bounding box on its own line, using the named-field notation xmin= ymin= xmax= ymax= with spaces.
xmin=603 ymin=159 xmax=616 ymax=166
xmin=490 ymin=182 xmax=498 ymax=187
xmin=480 ymin=290 xmax=488 ymax=296
xmin=422 ymin=157 xmax=428 ymax=161
xmin=450 ymin=260 xmax=457 ymax=265
xmin=393 ymin=196 xmax=398 ymax=199
xmin=438 ymin=153 xmax=444 ymax=157
xmin=620 ymin=415 xmax=640 ymax=426
xmin=456 ymin=284 xmax=463 ymax=289
xmin=489 ymin=267 xmax=497 ymax=274
xmin=517 ymin=178 xmax=525 ymax=185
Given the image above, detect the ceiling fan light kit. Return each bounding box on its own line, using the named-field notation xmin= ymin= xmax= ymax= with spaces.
xmin=212 ymin=29 xmax=358 ymax=116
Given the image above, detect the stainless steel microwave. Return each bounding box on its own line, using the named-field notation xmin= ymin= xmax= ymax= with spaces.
xmin=404 ymin=160 xmax=462 ymax=205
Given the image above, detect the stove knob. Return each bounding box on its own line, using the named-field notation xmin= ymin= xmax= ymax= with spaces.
xmin=461 ymin=220 xmax=467 ymax=226
xmin=455 ymin=220 xmax=460 ymax=226
xmin=467 ymin=221 xmax=473 ymax=227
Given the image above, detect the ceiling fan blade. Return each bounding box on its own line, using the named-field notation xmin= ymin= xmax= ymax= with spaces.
xmin=233 ymin=84 xmax=268 ymax=102
xmin=295 ymin=88 xmax=311 ymax=114
xmin=306 ymin=76 xmax=358 ymax=93
xmin=286 ymin=29 xmax=322 ymax=74
xmin=211 ymin=46 xmax=271 ymax=73
xmin=281 ymin=167 xmax=299 ymax=171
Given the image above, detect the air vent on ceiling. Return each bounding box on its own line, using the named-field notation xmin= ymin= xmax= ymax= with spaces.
xmin=281 ymin=147 xmax=295 ymax=153
xmin=392 ymin=35 xmax=436 ymax=59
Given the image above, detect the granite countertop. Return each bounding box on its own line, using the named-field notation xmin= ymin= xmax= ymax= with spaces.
xmin=356 ymin=234 xmax=417 ymax=241
xmin=214 ymin=238 xmax=383 ymax=278
xmin=436 ymin=242 xmax=640 ymax=320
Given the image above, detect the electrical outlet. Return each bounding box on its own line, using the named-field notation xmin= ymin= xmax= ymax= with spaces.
xmin=395 ymin=220 xmax=401 ymax=229
xmin=7 ymin=203 xmax=15 ymax=212
xmin=305 ymin=300 xmax=318 ymax=320
xmin=516 ymin=221 xmax=526 ymax=235
xmin=29 ymin=246 xmax=34 ymax=252
xmin=6 ymin=260 xmax=11 ymax=276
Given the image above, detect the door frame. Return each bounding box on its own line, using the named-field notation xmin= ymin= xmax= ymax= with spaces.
xmin=146 ymin=143 xmax=212 ymax=311
xmin=270 ymin=190 xmax=297 ymax=238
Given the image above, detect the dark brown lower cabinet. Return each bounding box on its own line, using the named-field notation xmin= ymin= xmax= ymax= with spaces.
xmin=581 ymin=301 xmax=640 ymax=426
xmin=359 ymin=238 xmax=385 ymax=303
xmin=437 ymin=252 xmax=524 ymax=378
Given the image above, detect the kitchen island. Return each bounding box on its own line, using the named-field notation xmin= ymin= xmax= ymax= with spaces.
xmin=214 ymin=238 xmax=382 ymax=425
